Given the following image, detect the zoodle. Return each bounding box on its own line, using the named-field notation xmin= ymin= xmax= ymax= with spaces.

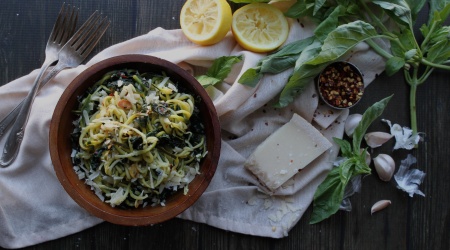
xmin=72 ymin=69 xmax=207 ymax=209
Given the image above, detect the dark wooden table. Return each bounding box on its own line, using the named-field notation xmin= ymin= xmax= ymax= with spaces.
xmin=0 ymin=1 xmax=448 ymax=249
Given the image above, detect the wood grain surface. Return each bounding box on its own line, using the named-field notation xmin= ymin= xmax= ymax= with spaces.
xmin=0 ymin=1 xmax=448 ymax=250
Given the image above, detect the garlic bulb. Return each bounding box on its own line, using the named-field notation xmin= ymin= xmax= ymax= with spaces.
xmin=371 ymin=200 xmax=391 ymax=214
xmin=345 ymin=114 xmax=362 ymax=138
xmin=373 ymin=154 xmax=395 ymax=181
xmin=364 ymin=132 xmax=393 ymax=148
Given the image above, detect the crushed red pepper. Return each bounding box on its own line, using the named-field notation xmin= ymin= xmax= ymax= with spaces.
xmin=318 ymin=62 xmax=364 ymax=109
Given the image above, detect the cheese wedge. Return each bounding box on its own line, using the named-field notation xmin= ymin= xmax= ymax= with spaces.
xmin=245 ymin=113 xmax=332 ymax=191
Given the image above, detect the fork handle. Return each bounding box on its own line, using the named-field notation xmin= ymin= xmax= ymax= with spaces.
xmin=0 ymin=64 xmax=61 ymax=140
xmin=0 ymin=62 xmax=65 ymax=167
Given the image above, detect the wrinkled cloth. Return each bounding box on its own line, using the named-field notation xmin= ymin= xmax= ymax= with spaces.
xmin=0 ymin=18 xmax=385 ymax=248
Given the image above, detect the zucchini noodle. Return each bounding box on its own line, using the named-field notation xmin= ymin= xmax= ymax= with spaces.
xmin=71 ymin=69 xmax=207 ymax=208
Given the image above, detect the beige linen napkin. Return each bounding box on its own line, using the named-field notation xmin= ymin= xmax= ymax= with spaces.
xmin=0 ymin=18 xmax=385 ymax=248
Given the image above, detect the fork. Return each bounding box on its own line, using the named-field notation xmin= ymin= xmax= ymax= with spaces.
xmin=0 ymin=11 xmax=110 ymax=167
xmin=0 ymin=4 xmax=78 ymax=140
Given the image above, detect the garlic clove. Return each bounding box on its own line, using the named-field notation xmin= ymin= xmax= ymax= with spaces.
xmin=345 ymin=114 xmax=362 ymax=138
xmin=364 ymin=132 xmax=393 ymax=148
xmin=373 ymin=154 xmax=395 ymax=181
xmin=371 ymin=200 xmax=391 ymax=215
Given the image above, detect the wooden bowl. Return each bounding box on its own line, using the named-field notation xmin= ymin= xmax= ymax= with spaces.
xmin=49 ymin=54 xmax=221 ymax=226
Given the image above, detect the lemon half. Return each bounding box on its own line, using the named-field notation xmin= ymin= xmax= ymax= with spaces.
xmin=232 ymin=3 xmax=289 ymax=53
xmin=180 ymin=0 xmax=232 ymax=46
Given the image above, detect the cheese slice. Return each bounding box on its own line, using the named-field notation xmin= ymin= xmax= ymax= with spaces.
xmin=245 ymin=113 xmax=332 ymax=191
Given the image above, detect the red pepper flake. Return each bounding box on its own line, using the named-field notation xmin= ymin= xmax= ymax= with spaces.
xmin=318 ymin=62 xmax=364 ymax=109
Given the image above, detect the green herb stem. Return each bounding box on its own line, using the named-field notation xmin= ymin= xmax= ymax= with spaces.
xmin=366 ymin=39 xmax=393 ymax=60
xmin=417 ymin=66 xmax=434 ymax=85
xmin=421 ymin=21 xmax=438 ymax=49
xmin=421 ymin=58 xmax=450 ymax=71
xmin=409 ymin=79 xmax=418 ymax=139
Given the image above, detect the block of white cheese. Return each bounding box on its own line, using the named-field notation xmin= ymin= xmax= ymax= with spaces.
xmin=245 ymin=113 xmax=332 ymax=191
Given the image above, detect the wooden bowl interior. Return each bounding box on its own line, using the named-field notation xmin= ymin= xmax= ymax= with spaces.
xmin=49 ymin=55 xmax=221 ymax=226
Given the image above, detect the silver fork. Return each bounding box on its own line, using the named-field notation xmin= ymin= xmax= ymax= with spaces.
xmin=0 ymin=11 xmax=110 ymax=167
xmin=0 ymin=4 xmax=78 ymax=140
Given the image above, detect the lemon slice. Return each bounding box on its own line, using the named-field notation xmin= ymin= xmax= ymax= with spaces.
xmin=180 ymin=0 xmax=232 ymax=46
xmin=232 ymin=3 xmax=289 ymax=53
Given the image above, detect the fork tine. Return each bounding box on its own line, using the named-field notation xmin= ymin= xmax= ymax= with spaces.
xmin=77 ymin=17 xmax=111 ymax=57
xmin=48 ymin=3 xmax=67 ymax=43
xmin=67 ymin=11 xmax=101 ymax=47
xmin=57 ymin=5 xmax=79 ymax=45
xmin=70 ymin=13 xmax=104 ymax=50
xmin=49 ymin=4 xmax=79 ymax=45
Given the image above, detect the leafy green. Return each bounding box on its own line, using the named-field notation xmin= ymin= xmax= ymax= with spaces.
xmin=429 ymin=0 xmax=450 ymax=23
xmin=237 ymin=0 xmax=450 ymax=141
xmin=306 ymin=21 xmax=380 ymax=65
xmin=196 ymin=55 xmax=242 ymax=88
xmin=277 ymin=39 xmax=325 ymax=107
xmin=238 ymin=36 xmax=315 ymax=87
xmin=372 ymin=0 xmax=412 ymax=26
xmin=284 ymin=1 xmax=315 ymax=19
xmin=385 ymin=56 xmax=405 ymax=76
xmin=310 ymin=95 xmax=392 ymax=224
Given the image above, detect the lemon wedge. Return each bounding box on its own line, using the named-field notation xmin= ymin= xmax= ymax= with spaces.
xmin=232 ymin=3 xmax=289 ymax=53
xmin=180 ymin=0 xmax=232 ymax=46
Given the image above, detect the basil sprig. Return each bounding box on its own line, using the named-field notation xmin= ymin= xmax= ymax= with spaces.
xmin=310 ymin=95 xmax=392 ymax=224
xmin=238 ymin=0 xmax=450 ymax=141
xmin=196 ymin=55 xmax=242 ymax=88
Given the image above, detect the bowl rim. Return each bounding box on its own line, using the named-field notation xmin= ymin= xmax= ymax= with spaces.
xmin=49 ymin=54 xmax=221 ymax=226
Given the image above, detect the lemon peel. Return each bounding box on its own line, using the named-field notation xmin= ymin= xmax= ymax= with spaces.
xmin=231 ymin=3 xmax=289 ymax=53
xmin=180 ymin=0 xmax=232 ymax=46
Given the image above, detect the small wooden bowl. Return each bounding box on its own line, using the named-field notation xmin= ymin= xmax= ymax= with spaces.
xmin=49 ymin=54 xmax=221 ymax=226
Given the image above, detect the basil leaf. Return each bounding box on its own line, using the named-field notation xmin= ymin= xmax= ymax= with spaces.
xmin=333 ymin=137 xmax=352 ymax=158
xmin=352 ymin=95 xmax=393 ymax=153
xmin=314 ymin=5 xmax=348 ymax=42
xmin=429 ymin=0 xmax=450 ymax=23
xmin=426 ymin=39 xmax=450 ymax=64
xmin=275 ymin=39 xmax=325 ymax=107
xmin=238 ymin=68 xmax=263 ymax=87
xmin=385 ymin=56 xmax=405 ymax=76
xmin=238 ymin=37 xmax=315 ymax=87
xmin=372 ymin=0 xmax=412 ymax=26
xmin=197 ymin=55 xmax=242 ymax=88
xmin=390 ymin=29 xmax=416 ymax=57
xmin=313 ymin=0 xmax=327 ymax=16
xmin=354 ymin=148 xmax=372 ymax=175
xmin=339 ymin=158 xmax=355 ymax=184
xmin=306 ymin=21 xmax=379 ymax=65
xmin=310 ymin=165 xmax=348 ymax=224
xmin=260 ymin=37 xmax=316 ymax=73
xmin=207 ymin=55 xmax=243 ymax=80
xmin=285 ymin=1 xmax=315 ymax=19
xmin=196 ymin=75 xmax=221 ymax=88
